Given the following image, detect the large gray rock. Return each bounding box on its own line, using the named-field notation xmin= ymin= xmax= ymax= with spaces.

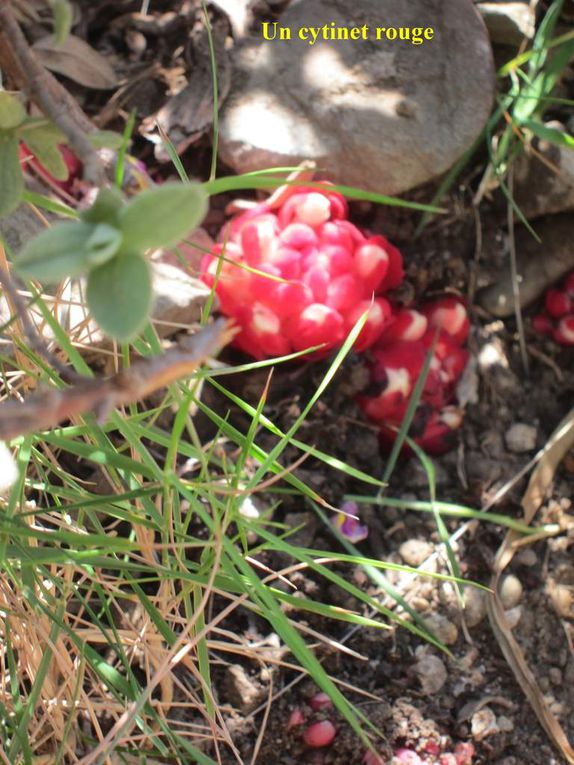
xmin=219 ymin=0 xmax=495 ymax=195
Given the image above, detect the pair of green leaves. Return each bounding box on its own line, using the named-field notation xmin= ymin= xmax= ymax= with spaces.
xmin=16 ymin=183 xmax=208 ymax=341
xmin=0 ymin=91 xmax=71 ymax=218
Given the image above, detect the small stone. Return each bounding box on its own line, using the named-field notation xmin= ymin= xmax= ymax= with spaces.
xmin=471 ymin=706 xmax=498 ymax=740
xmin=548 ymin=667 xmax=562 ymax=685
xmin=399 ymin=539 xmax=434 ymax=568
xmin=464 ymin=587 xmax=488 ymax=627
xmin=496 ymin=715 xmax=514 ymax=733
xmin=423 ymin=613 xmax=459 ymax=646
xmin=413 ymin=653 xmax=447 ymax=695
xmin=504 ymin=605 xmax=522 ymax=630
xmin=499 ymin=574 xmax=523 ymax=609
xmin=548 ymin=583 xmax=574 ymax=619
xmin=515 ymin=548 xmax=537 ymax=567
xmin=505 ymin=423 xmax=537 ymax=453
xmin=223 ymin=664 xmax=261 ymax=712
xmin=477 ymin=2 xmax=535 ymax=45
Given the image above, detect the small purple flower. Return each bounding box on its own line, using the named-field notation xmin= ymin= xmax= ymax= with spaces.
xmin=332 ymin=501 xmax=368 ymax=543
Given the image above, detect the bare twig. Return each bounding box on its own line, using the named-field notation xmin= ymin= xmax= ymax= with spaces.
xmin=0 ymin=0 xmax=104 ymax=183
xmin=0 ymin=319 xmax=236 ymax=441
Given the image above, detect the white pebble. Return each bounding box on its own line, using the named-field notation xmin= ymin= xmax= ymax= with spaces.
xmin=414 ymin=654 xmax=447 ymax=695
xmin=505 ymin=423 xmax=537 ymax=453
xmin=500 ymin=575 xmax=523 ymax=609
xmin=399 ymin=539 xmax=434 ymax=567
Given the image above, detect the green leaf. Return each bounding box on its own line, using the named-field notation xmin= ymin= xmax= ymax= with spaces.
xmin=85 ymin=223 xmax=123 ymax=266
xmin=88 ymin=130 xmax=124 ymax=150
xmin=523 ymin=118 xmax=574 ymax=149
xmin=118 ymin=182 xmax=208 ymax=252
xmin=16 ymin=221 xmax=95 ymax=281
xmin=0 ymin=92 xmax=27 ymax=130
xmin=23 ymin=127 xmax=68 ymax=180
xmin=0 ymin=135 xmax=24 ymax=218
xmin=51 ymin=0 xmax=73 ymax=45
xmin=18 ymin=118 xmax=66 ymax=142
xmin=86 ymin=253 xmax=152 ymax=341
xmin=81 ymin=187 xmax=124 ymax=226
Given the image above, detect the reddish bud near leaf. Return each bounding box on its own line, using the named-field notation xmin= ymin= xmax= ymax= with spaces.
xmin=303 ymin=720 xmax=337 ymax=748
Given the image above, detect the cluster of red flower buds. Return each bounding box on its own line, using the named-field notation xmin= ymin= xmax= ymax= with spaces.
xmin=200 ymin=186 xmax=403 ymax=359
xmin=202 ymin=185 xmax=470 ymax=455
xmin=358 ymin=297 xmax=470 ymax=455
xmin=532 ymin=271 xmax=574 ymax=345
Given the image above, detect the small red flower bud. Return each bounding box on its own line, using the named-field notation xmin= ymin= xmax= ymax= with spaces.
xmin=439 ymin=754 xmax=457 ymax=765
xmin=532 ymin=313 xmax=554 ymax=335
xmin=308 ymin=692 xmax=333 ymax=711
xmin=394 ymin=748 xmax=423 ymax=764
xmin=553 ymin=315 xmax=574 ymax=345
xmin=377 ymin=309 xmax=428 ymax=345
xmin=326 ymin=273 xmax=364 ymax=313
xmin=423 ymin=297 xmax=470 ymax=344
xmin=303 ymin=720 xmax=336 ymax=748
xmin=453 ymin=742 xmax=475 ymax=765
xmin=355 ymin=240 xmax=390 ymax=292
xmin=564 ymin=272 xmax=574 ymax=297
xmin=288 ymin=304 xmax=345 ymax=354
xmin=346 ymin=298 xmax=392 ymax=352
xmin=287 ymin=707 xmax=306 ymax=730
xmin=545 ymin=288 xmax=571 ymax=318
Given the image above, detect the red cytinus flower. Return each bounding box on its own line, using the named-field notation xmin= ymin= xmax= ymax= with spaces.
xmin=532 ymin=271 xmax=574 ymax=346
xmin=359 ymin=297 xmax=470 ymax=455
xmin=201 ymin=185 xmax=404 ymax=359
